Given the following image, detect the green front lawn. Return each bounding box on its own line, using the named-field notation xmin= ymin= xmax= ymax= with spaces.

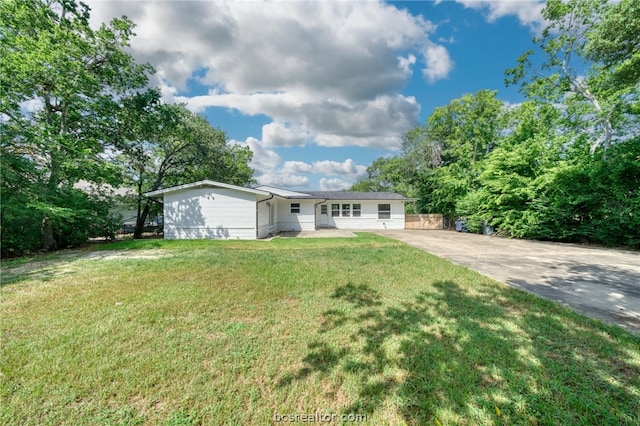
xmin=2 ymin=234 xmax=639 ymax=425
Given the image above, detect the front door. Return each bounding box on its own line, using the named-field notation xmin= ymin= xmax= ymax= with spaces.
xmin=317 ymin=204 xmax=329 ymax=227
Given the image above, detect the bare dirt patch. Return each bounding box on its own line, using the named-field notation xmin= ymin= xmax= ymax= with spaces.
xmin=80 ymin=249 xmax=168 ymax=261
xmin=1 ymin=249 xmax=170 ymax=284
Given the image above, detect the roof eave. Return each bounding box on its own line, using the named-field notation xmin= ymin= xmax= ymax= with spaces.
xmin=143 ymin=180 xmax=270 ymax=198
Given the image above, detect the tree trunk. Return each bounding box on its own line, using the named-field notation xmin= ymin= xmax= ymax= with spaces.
xmin=133 ymin=201 xmax=152 ymax=239
xmin=41 ymin=216 xmax=57 ymax=251
xmin=570 ymin=81 xmax=613 ymax=154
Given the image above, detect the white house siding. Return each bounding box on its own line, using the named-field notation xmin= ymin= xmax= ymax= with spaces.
xmin=276 ymin=198 xmax=317 ymax=231
xmin=316 ymin=200 xmax=406 ymax=230
xmin=163 ymin=187 xmax=258 ymax=239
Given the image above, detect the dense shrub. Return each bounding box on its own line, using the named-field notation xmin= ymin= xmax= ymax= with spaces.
xmin=1 ymin=188 xmax=121 ymax=258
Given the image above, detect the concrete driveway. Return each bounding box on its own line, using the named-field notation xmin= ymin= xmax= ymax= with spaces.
xmin=376 ymin=230 xmax=640 ymax=334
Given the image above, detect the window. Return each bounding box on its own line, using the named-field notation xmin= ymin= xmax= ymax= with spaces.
xmin=331 ymin=204 xmax=340 ymax=217
xmin=342 ymin=204 xmax=350 ymax=217
xmin=321 ymin=205 xmax=327 ymax=215
xmin=378 ymin=204 xmax=391 ymax=219
xmin=290 ymin=203 xmax=300 ymax=214
xmin=353 ymin=204 xmax=361 ymax=217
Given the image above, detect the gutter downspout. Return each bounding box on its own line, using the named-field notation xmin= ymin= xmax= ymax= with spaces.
xmin=256 ymin=194 xmax=274 ymax=239
xmin=313 ymin=199 xmax=327 ymax=230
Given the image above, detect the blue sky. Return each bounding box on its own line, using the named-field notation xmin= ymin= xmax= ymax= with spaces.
xmin=87 ymin=0 xmax=547 ymax=190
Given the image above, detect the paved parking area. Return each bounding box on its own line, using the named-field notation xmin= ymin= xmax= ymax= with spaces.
xmin=376 ymin=230 xmax=640 ymax=334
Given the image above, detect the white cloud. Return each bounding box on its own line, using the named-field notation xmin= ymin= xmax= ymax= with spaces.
xmin=398 ymin=54 xmax=417 ymax=74
xmin=155 ymin=76 xmax=180 ymax=105
xmin=438 ymin=35 xmax=456 ymax=44
xmin=233 ymin=136 xmax=367 ymax=188
xmin=456 ymin=0 xmax=546 ymax=33
xmin=184 ymin=92 xmax=419 ymax=149
xmin=501 ymin=100 xmax=524 ymax=111
xmin=86 ymin=0 xmax=445 ymax=149
xmin=319 ymin=178 xmax=351 ymax=191
xmin=258 ymin=173 xmax=309 ymax=188
xmin=231 ymin=137 xmax=280 ymax=177
xmin=87 ymin=1 xmax=448 ymax=95
xmin=281 ymin=161 xmax=314 ymax=175
xmin=312 ymin=159 xmax=367 ymax=180
xmin=262 ymin=122 xmax=309 ymax=148
xmin=232 ymin=137 xmax=308 ymax=187
xmin=422 ymin=43 xmax=454 ymax=82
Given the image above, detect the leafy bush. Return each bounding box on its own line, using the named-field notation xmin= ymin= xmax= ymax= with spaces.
xmin=0 ymin=203 xmax=42 ymax=258
xmin=1 ymin=187 xmax=122 ymax=257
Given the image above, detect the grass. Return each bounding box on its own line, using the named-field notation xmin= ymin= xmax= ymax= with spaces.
xmin=1 ymin=233 xmax=639 ymax=425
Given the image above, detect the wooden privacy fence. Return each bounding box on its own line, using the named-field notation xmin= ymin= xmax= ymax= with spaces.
xmin=405 ymin=214 xmax=447 ymax=230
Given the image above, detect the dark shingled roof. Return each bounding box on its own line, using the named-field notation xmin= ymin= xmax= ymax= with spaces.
xmin=293 ymin=191 xmax=414 ymax=201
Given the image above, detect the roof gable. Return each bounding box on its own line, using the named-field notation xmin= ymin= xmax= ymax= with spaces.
xmin=144 ymin=180 xmax=270 ymax=198
xmin=253 ymin=185 xmax=313 ymax=198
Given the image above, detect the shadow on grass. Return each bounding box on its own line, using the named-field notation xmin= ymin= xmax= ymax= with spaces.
xmin=279 ymin=281 xmax=640 ymax=424
xmin=1 ymin=257 xmax=81 ymax=286
xmin=1 ymin=245 xmax=174 ymax=287
xmin=331 ymin=283 xmax=382 ymax=308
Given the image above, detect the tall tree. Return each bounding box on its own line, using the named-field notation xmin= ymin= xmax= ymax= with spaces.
xmin=0 ymin=0 xmax=152 ymax=254
xmin=402 ymin=90 xmax=504 ymax=215
xmin=350 ymin=157 xmax=415 ymax=195
xmin=585 ymin=0 xmax=640 ymax=94
xmin=505 ymin=0 xmax=633 ymax=154
xmin=116 ymin=95 xmax=254 ymax=239
xmin=457 ymin=102 xmax=566 ymax=236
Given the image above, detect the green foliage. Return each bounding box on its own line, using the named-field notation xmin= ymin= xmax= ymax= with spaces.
xmin=430 ymin=90 xmax=503 ymax=168
xmin=504 ymin=0 xmax=638 ymax=155
xmin=459 ymin=103 xmax=563 ymax=237
xmin=585 ymin=0 xmax=640 ymax=94
xmin=0 ymin=202 xmax=42 ymax=258
xmin=350 ymin=156 xmax=415 ymax=195
xmin=1 ymin=0 xmax=152 ymax=255
xmin=401 ymin=90 xmax=504 ymax=216
xmin=532 ymin=138 xmax=640 ymax=246
xmin=360 ymin=2 xmax=640 ymax=247
xmin=489 ymin=0 xmax=639 ymax=244
xmin=115 ymin=97 xmax=254 ymax=238
xmin=0 ymin=185 xmax=121 ymax=257
xmin=353 ymin=91 xmax=503 ymax=217
xmin=0 ymin=0 xmax=254 ymax=252
xmin=457 ymin=102 xmax=640 ymax=247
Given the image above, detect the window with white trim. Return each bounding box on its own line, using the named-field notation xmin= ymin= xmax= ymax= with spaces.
xmin=378 ymin=204 xmax=391 ymax=219
xmin=321 ymin=205 xmax=327 ymax=215
xmin=353 ymin=204 xmax=361 ymax=217
xmin=331 ymin=204 xmax=340 ymax=217
xmin=290 ymin=203 xmax=300 ymax=214
xmin=342 ymin=204 xmax=350 ymax=217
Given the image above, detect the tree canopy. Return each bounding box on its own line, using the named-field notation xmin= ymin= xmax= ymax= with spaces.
xmin=0 ymin=0 xmax=254 ymax=256
xmin=115 ymin=92 xmax=254 ymax=238
xmin=353 ymin=0 xmax=639 ymax=247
